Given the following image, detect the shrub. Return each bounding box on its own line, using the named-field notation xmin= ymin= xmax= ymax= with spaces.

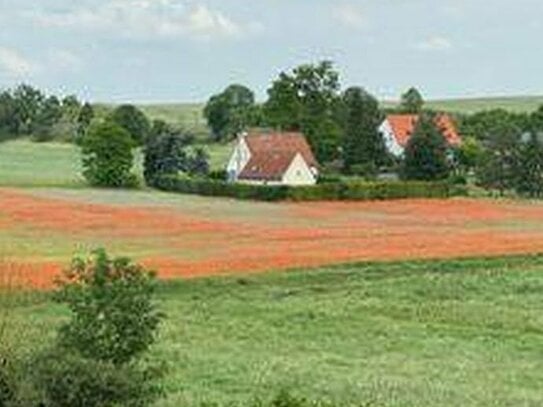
xmin=54 ymin=249 xmax=163 ymax=366
xmin=81 ymin=122 xmax=138 ymax=188
xmin=153 ymin=175 xmax=458 ymax=202
xmin=31 ymin=348 xmax=161 ymax=407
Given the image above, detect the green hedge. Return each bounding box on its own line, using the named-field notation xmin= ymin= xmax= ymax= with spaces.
xmin=152 ymin=175 xmax=465 ymax=202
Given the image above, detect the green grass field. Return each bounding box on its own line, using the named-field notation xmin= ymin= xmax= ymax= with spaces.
xmin=0 ymin=140 xmax=84 ymax=187
xmin=0 ymin=140 xmax=231 ymax=187
xmin=411 ymin=95 xmax=543 ymax=114
xmin=6 ymin=255 xmax=543 ymax=406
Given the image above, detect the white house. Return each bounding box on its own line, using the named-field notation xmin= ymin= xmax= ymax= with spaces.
xmin=379 ymin=114 xmax=462 ymax=158
xmin=227 ymin=131 xmax=319 ymax=186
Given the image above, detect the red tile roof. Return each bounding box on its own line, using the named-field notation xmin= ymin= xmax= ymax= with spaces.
xmin=238 ymin=132 xmax=318 ymax=181
xmin=386 ymin=114 xmax=462 ymax=147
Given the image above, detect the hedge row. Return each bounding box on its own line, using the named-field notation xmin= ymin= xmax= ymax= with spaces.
xmin=152 ymin=175 xmax=466 ymax=202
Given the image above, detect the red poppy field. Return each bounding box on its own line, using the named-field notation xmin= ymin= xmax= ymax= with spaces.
xmin=2 ymin=187 xmax=543 ymax=288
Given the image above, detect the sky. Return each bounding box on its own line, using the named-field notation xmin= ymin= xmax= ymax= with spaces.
xmin=0 ymin=0 xmax=542 ymax=103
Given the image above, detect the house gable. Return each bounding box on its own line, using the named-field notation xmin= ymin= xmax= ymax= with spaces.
xmin=282 ymin=153 xmax=317 ymax=185
xmin=226 ymin=137 xmax=251 ymax=181
xmin=379 ymin=119 xmax=404 ymax=158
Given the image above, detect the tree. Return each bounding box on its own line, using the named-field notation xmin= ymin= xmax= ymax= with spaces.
xmin=402 ymin=113 xmax=450 ymax=180
xmin=188 ymin=147 xmax=210 ymax=177
xmin=514 ymin=133 xmax=543 ymax=197
xmin=77 ymin=102 xmax=94 ymax=139
xmin=33 ymin=95 xmax=63 ymax=142
xmin=263 ymin=61 xmax=342 ymax=162
xmin=109 ymin=104 xmax=151 ymax=145
xmin=0 ymin=91 xmax=18 ymax=140
xmin=81 ymin=122 xmax=136 ymax=187
xmin=61 ymin=95 xmax=82 ymax=121
xmin=144 ymin=128 xmax=209 ymax=185
xmin=204 ymin=84 xmax=256 ymax=141
xmin=144 ymin=131 xmax=190 ymax=185
xmin=12 ymin=84 xmax=45 ymax=134
xmin=460 ymin=109 xmax=529 ymax=142
xmin=476 ymin=118 xmax=521 ymax=195
xmin=400 ymin=87 xmax=424 ymax=114
xmin=456 ymin=136 xmax=483 ymax=175
xmin=530 ymin=105 xmax=543 ymax=133
xmin=341 ymin=87 xmax=386 ymax=174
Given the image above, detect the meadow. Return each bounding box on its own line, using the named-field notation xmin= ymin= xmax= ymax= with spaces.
xmin=0 ymin=139 xmax=229 ymax=187
xmin=6 ymin=255 xmax=543 ymax=406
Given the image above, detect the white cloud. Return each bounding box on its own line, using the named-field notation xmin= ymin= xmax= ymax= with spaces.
xmin=29 ymin=1 xmax=259 ymax=41
xmin=333 ymin=3 xmax=367 ymax=30
xmin=415 ymin=36 xmax=453 ymax=52
xmin=0 ymin=47 xmax=36 ymax=78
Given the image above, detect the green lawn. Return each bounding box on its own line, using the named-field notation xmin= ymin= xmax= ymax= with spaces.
xmin=0 ymin=139 xmax=231 ymax=187
xmin=0 ymin=140 xmax=84 ymax=187
xmin=7 ymin=255 xmax=543 ymax=406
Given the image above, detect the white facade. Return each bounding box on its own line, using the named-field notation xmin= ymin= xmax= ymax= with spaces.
xmin=226 ymin=137 xmax=251 ymax=182
xmin=379 ymin=120 xmax=405 ymax=158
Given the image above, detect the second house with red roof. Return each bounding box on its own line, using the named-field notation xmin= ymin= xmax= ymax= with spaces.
xmin=379 ymin=114 xmax=462 ymax=157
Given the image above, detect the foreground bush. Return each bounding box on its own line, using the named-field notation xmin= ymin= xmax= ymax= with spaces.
xmin=31 ymin=349 xmax=160 ymax=407
xmin=28 ymin=249 xmax=164 ymax=406
xmin=54 ymin=249 xmax=163 ymax=365
xmin=152 ymin=174 xmax=460 ymax=202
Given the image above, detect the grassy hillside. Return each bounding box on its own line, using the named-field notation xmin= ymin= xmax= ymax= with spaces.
xmin=7 ymin=255 xmax=543 ymax=406
xmin=385 ymin=95 xmax=543 ymax=114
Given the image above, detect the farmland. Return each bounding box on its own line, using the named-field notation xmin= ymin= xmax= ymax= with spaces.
xmin=6 ymin=255 xmax=543 ymax=406
xmin=3 ymin=186 xmax=543 ymax=288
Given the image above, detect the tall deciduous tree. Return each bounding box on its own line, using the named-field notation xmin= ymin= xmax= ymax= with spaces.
xmin=12 ymin=84 xmax=45 ymax=134
xmin=263 ymin=61 xmax=342 ymax=162
xmin=400 ymin=87 xmax=424 ymax=114
xmin=144 ymin=131 xmax=189 ymax=185
xmin=81 ymin=122 xmax=136 ymax=187
xmin=514 ymin=132 xmax=543 ymax=197
xmin=204 ymin=84 xmax=256 ymax=141
xmin=77 ymin=102 xmax=95 ymax=139
xmin=109 ymin=104 xmax=150 ymax=145
xmin=0 ymin=91 xmax=18 ymax=140
xmin=341 ymin=87 xmax=386 ymax=175
xmin=402 ymin=113 xmax=450 ymax=180
xmin=476 ymin=119 xmax=521 ymax=195
xmin=33 ymin=96 xmax=63 ymax=142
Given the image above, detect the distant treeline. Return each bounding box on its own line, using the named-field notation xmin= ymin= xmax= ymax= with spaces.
xmin=0 ymin=84 xmax=94 ymax=143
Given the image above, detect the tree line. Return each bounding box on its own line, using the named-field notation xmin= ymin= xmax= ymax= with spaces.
xmin=0 ymin=84 xmax=94 ymax=143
